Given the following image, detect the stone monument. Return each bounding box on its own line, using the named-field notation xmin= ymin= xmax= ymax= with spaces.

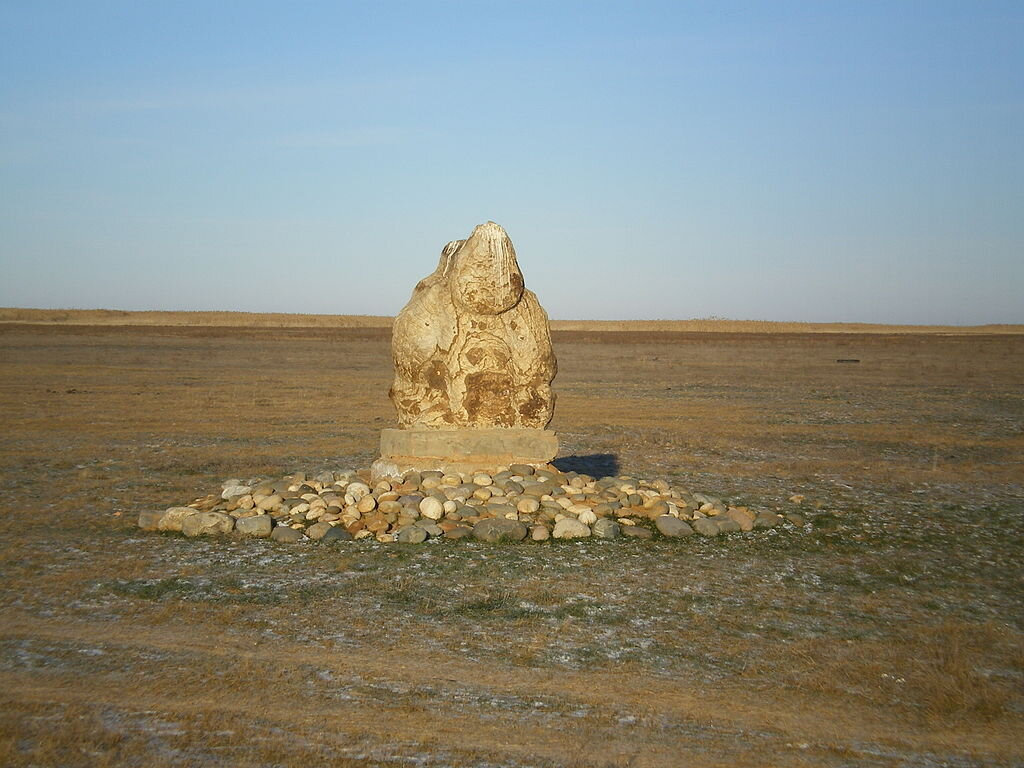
xmin=372 ymin=221 xmax=558 ymax=478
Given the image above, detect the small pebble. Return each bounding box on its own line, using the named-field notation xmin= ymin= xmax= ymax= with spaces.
xmin=552 ymin=518 xmax=590 ymax=539
xmin=419 ymin=497 xmax=444 ymax=520
xmin=270 ymin=526 xmax=304 ymax=543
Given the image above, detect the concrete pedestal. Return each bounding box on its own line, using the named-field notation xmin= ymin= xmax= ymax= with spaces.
xmin=371 ymin=427 xmax=558 ymax=480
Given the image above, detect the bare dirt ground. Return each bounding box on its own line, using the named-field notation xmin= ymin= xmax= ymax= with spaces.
xmin=0 ymin=319 xmax=1021 ymax=767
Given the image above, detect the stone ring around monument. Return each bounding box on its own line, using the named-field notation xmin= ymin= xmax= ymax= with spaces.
xmin=138 ymin=223 xmax=812 ymax=544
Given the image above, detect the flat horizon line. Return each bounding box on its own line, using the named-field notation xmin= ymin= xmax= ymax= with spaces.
xmin=1 ymin=307 xmax=1022 ymax=334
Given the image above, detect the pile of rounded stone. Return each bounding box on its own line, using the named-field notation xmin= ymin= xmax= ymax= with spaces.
xmin=138 ymin=465 xmax=807 ymax=544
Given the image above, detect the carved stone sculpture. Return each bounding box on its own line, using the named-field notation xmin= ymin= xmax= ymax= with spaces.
xmin=373 ymin=222 xmax=558 ymax=477
xmin=390 ymin=221 xmax=556 ymax=428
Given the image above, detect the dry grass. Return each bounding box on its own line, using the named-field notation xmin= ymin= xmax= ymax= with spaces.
xmin=0 ymin=318 xmax=1021 ymax=766
xmin=3 ymin=307 xmax=1021 ymax=334
xmin=551 ymin=318 xmax=1024 ymax=334
xmin=0 ymin=307 xmax=394 ymax=328
xmin=752 ymin=620 xmax=1022 ymax=724
xmin=913 ymin=622 xmax=1019 ymax=722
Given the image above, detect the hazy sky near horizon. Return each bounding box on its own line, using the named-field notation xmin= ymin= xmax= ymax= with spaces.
xmin=2 ymin=1 xmax=1021 ymax=324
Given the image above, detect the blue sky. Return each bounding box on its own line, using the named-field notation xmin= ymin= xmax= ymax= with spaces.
xmin=2 ymin=1 xmax=1021 ymax=323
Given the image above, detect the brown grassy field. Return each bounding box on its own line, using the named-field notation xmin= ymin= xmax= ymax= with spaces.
xmin=0 ymin=315 xmax=1021 ymax=766
xmin=3 ymin=307 xmax=1021 ymax=335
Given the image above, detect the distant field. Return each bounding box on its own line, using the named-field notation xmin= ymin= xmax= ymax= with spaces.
xmin=1 ymin=307 xmax=1020 ymax=334
xmin=0 ymin=308 xmax=394 ymax=329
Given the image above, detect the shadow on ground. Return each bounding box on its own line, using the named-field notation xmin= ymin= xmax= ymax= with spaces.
xmin=552 ymin=453 xmax=620 ymax=477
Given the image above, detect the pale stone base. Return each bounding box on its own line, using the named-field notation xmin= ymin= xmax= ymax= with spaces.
xmin=371 ymin=427 xmax=559 ymax=480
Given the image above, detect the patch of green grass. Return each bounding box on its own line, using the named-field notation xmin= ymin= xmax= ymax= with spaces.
xmin=441 ymin=589 xmax=627 ymax=626
xmin=291 ymin=583 xmax=343 ymax=602
xmin=107 ymin=577 xmax=197 ymax=600
xmin=448 ymin=590 xmax=539 ymax=619
xmin=104 ymin=575 xmax=287 ymax=605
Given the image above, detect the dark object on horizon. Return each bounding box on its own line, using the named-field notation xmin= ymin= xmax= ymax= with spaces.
xmin=836 ymin=359 xmax=861 ymax=363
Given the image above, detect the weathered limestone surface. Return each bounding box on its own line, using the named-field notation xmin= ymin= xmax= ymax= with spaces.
xmin=389 ymin=221 xmax=556 ymax=429
xmin=376 ymin=222 xmax=558 ymax=477
xmin=375 ymin=426 xmax=559 ymax=478
xmin=379 ymin=427 xmax=558 ymax=461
